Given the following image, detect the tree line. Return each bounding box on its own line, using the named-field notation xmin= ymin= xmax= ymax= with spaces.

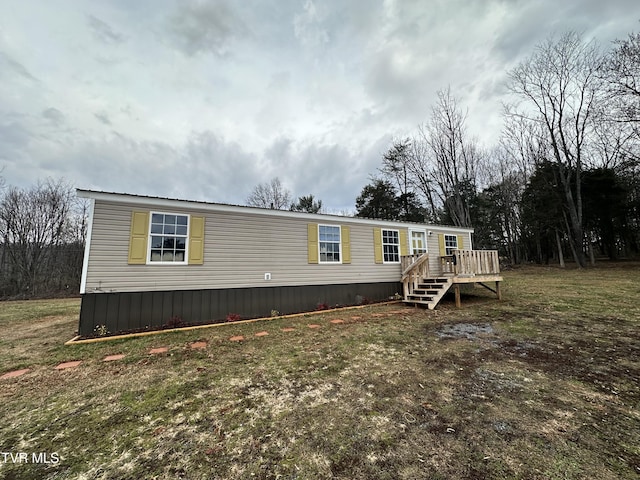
xmin=355 ymin=31 xmax=640 ymax=267
xmin=0 ymin=179 xmax=88 ymax=298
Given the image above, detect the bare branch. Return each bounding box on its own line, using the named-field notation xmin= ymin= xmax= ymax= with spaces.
xmin=246 ymin=177 xmax=292 ymax=210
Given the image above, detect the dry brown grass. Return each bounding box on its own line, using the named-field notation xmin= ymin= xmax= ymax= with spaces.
xmin=0 ymin=263 xmax=639 ymax=479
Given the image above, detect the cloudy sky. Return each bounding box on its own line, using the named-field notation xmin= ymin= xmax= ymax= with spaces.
xmin=1 ymin=1 xmax=638 ymax=212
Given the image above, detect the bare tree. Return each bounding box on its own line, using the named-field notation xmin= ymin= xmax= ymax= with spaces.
xmin=590 ymin=113 xmax=637 ymax=168
xmin=500 ymin=112 xmax=550 ymax=180
xmin=380 ymin=140 xmax=410 ymax=195
xmin=506 ymin=32 xmax=605 ymax=268
xmin=602 ymin=31 xmax=640 ymax=162
xmin=606 ymin=32 xmax=640 ymax=113
xmin=479 ymin=145 xmax=527 ymax=263
xmin=374 ymin=89 xmax=486 ymax=226
xmin=379 ymin=139 xmax=421 ymax=220
xmin=246 ymin=177 xmax=292 ymax=210
xmin=0 ymin=179 xmax=76 ymax=295
xmin=405 ymin=136 xmax=440 ymax=221
xmin=416 ymin=87 xmax=485 ymax=227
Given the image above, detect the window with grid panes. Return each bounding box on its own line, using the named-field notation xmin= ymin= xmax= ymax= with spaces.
xmin=444 ymin=234 xmax=458 ymax=256
xmin=149 ymin=213 xmax=189 ymax=263
xmin=382 ymin=229 xmax=400 ymax=263
xmin=319 ymin=225 xmax=341 ymax=263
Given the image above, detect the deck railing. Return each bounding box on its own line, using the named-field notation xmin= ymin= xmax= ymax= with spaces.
xmin=450 ymin=250 xmax=500 ymax=276
xmin=401 ymin=253 xmax=430 ymax=298
xmin=400 ymin=250 xmax=500 ymax=298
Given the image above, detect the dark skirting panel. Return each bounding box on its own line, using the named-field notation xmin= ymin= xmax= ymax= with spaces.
xmin=78 ymin=281 xmax=402 ymax=337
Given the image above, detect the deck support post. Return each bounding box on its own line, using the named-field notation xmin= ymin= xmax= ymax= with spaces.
xmin=454 ymin=284 xmax=461 ymax=308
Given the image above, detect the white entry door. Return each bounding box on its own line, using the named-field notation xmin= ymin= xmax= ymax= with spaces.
xmin=409 ymin=229 xmax=427 ymax=255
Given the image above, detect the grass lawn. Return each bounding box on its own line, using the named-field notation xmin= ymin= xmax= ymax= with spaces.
xmin=1 ymin=263 xmax=639 ymax=479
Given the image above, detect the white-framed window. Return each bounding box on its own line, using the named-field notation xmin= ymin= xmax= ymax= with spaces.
xmin=319 ymin=224 xmax=341 ymax=263
xmin=444 ymin=234 xmax=458 ymax=256
xmin=149 ymin=212 xmax=189 ymax=264
xmin=382 ymin=229 xmax=400 ymax=263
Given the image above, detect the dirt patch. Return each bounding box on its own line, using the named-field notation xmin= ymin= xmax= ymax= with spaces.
xmin=436 ymin=322 xmax=494 ymax=340
xmin=494 ymin=324 xmax=640 ymax=401
xmin=468 ymin=367 xmax=525 ymax=396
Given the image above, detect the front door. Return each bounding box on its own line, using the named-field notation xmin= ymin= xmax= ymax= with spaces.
xmin=409 ymin=229 xmax=427 ymax=255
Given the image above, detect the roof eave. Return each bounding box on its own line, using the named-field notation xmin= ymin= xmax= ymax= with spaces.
xmin=76 ymin=188 xmax=475 ymax=233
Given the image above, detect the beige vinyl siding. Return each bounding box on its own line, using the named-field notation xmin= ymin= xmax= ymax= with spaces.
xmin=84 ymin=200 xmax=405 ymax=293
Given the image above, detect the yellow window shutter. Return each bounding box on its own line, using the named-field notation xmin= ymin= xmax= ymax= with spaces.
xmin=128 ymin=211 xmax=149 ymax=264
xmin=373 ymin=228 xmax=383 ymax=264
xmin=341 ymin=226 xmax=351 ymax=264
xmin=438 ymin=234 xmax=446 ymax=256
xmin=457 ymin=234 xmax=465 ymax=251
xmin=188 ymin=216 xmax=205 ymax=265
xmin=399 ymin=229 xmax=408 ymax=257
xmin=308 ymin=224 xmax=319 ymax=264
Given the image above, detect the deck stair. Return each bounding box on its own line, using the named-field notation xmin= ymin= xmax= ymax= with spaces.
xmin=401 ymin=250 xmax=502 ymax=309
xmin=404 ymin=277 xmax=452 ymax=309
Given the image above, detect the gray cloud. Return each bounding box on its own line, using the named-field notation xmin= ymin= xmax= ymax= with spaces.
xmin=68 ymin=133 xmax=180 ymax=196
xmin=0 ymin=121 xmax=34 ymax=180
xmin=2 ymin=0 xmax=639 ymax=214
xmin=492 ymin=0 xmax=640 ymax=63
xmin=94 ymin=112 xmax=112 ymax=126
xmin=42 ymin=107 xmax=65 ymax=125
xmin=182 ymin=130 xmax=262 ymax=203
xmin=166 ymin=0 xmax=247 ymax=56
xmin=0 ymin=52 xmax=38 ymax=82
xmin=262 ymin=134 xmax=391 ymax=212
xmin=87 ymin=15 xmax=125 ymax=44
xmin=0 ymin=121 xmax=32 ymax=150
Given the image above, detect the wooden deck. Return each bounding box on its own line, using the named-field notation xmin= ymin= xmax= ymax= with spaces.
xmin=401 ymin=250 xmax=503 ymax=309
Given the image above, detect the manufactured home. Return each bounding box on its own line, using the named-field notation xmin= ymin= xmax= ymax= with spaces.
xmin=76 ymin=190 xmax=502 ymax=337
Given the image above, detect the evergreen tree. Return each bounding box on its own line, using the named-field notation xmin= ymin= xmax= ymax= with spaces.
xmin=355 ymin=179 xmax=401 ymax=220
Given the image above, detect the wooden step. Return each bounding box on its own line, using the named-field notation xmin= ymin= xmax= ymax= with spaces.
xmin=406 ymin=294 xmax=434 ymax=302
xmin=413 ymin=289 xmax=441 ymax=295
xmin=403 ymin=277 xmax=453 ymax=310
xmin=417 ymin=283 xmax=446 ymax=289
